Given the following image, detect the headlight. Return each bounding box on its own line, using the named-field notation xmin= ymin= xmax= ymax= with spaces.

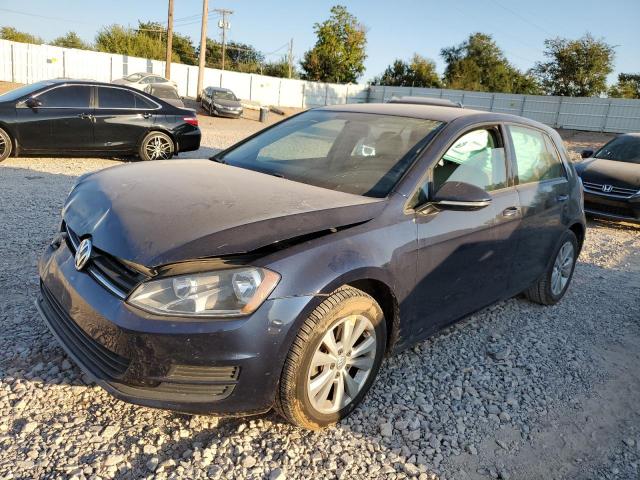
xmin=127 ymin=267 xmax=280 ymax=318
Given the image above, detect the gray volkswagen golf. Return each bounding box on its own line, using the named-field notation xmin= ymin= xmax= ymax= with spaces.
xmin=37 ymin=103 xmax=585 ymax=429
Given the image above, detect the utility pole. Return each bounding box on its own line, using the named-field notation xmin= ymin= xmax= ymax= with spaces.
xmin=164 ymin=0 xmax=174 ymax=79
xmin=287 ymin=38 xmax=294 ymax=78
xmin=196 ymin=0 xmax=209 ymax=100
xmin=215 ymin=9 xmax=233 ymax=70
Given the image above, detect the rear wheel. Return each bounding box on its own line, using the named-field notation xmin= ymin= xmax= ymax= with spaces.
xmin=0 ymin=128 xmax=12 ymax=162
xmin=139 ymin=131 xmax=174 ymax=161
xmin=276 ymin=286 xmax=386 ymax=429
xmin=524 ymin=230 xmax=578 ymax=305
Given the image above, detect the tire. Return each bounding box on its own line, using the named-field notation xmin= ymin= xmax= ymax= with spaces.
xmin=209 ymin=103 xmax=215 ymax=117
xmin=0 ymin=127 xmax=13 ymax=162
xmin=138 ymin=131 xmax=175 ymax=161
xmin=276 ymin=286 xmax=386 ymax=429
xmin=524 ymin=230 xmax=578 ymax=305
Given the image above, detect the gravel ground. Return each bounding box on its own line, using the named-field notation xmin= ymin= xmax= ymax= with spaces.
xmin=0 ymin=113 xmax=639 ymax=480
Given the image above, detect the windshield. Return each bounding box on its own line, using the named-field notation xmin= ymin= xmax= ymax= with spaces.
xmin=125 ymin=73 xmax=144 ymax=81
xmin=0 ymin=81 xmax=54 ymax=102
xmin=594 ymin=135 xmax=640 ymax=164
xmin=217 ymin=110 xmax=443 ymax=197
xmin=214 ymin=90 xmax=237 ymax=101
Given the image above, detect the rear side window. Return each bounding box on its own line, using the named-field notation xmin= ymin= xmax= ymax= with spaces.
xmin=508 ymin=126 xmax=565 ymax=184
xmin=98 ymin=88 xmax=155 ymax=109
xmin=37 ymin=86 xmax=91 ymax=108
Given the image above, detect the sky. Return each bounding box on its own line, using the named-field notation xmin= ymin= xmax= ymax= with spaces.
xmin=1 ymin=0 xmax=639 ymax=83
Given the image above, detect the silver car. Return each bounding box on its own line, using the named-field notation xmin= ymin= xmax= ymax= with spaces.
xmin=112 ymin=72 xmax=178 ymax=91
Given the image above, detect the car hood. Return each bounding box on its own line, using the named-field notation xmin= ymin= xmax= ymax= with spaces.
xmin=576 ymin=158 xmax=640 ymax=190
xmin=62 ymin=160 xmax=385 ymax=267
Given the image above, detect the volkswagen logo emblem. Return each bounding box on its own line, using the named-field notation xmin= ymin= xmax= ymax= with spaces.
xmin=75 ymin=238 xmax=92 ymax=271
xmin=601 ymin=184 xmax=613 ymax=193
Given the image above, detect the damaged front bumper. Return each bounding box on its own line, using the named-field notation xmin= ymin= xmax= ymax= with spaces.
xmin=36 ymin=239 xmax=315 ymax=415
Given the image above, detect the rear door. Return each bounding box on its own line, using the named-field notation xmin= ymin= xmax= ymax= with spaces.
xmin=411 ymin=125 xmax=521 ymax=339
xmin=94 ymin=86 xmax=158 ymax=152
xmin=505 ymin=124 xmax=570 ymax=290
xmin=15 ymin=84 xmax=94 ymax=151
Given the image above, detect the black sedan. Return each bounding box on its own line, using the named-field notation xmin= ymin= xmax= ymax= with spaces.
xmin=201 ymin=87 xmax=243 ymax=118
xmin=0 ymin=80 xmax=201 ymax=162
xmin=577 ymin=133 xmax=640 ymax=223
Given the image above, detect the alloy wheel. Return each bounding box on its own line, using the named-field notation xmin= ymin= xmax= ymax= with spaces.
xmin=551 ymin=241 xmax=574 ymax=296
xmin=144 ymin=135 xmax=173 ymax=160
xmin=306 ymin=314 xmax=377 ymax=414
xmin=0 ymin=134 xmax=7 ymax=158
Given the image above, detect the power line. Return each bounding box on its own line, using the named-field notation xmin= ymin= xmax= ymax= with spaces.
xmin=0 ymin=7 xmax=92 ymax=24
xmin=489 ymin=0 xmax=554 ymax=36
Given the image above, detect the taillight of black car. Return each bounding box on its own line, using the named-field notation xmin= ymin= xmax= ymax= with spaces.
xmin=183 ymin=117 xmax=198 ymax=127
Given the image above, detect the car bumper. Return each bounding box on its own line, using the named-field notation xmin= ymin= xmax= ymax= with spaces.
xmin=583 ymin=190 xmax=640 ymax=223
xmin=37 ymin=240 xmax=314 ymax=415
xmin=176 ymin=128 xmax=201 ymax=153
xmin=213 ymin=108 xmax=243 ymax=118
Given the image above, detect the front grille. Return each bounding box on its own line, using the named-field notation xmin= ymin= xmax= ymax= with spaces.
xmin=583 ymin=181 xmax=638 ymax=198
xmin=584 ymin=201 xmax=637 ymax=219
xmin=39 ymin=283 xmax=130 ymax=379
xmin=65 ymin=225 xmax=146 ymax=298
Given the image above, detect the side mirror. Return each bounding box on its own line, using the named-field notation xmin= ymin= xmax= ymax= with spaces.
xmin=581 ymin=149 xmax=594 ymax=159
xmin=424 ymin=181 xmax=492 ymax=211
xmin=25 ymin=97 xmax=42 ymax=108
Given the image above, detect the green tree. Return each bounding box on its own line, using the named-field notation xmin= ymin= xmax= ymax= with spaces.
xmin=609 ymin=73 xmax=640 ymax=99
xmin=203 ymin=39 xmax=264 ymax=73
xmin=441 ymin=33 xmax=540 ymax=94
xmin=138 ymin=21 xmax=196 ymax=65
xmin=373 ymin=54 xmax=442 ymax=88
xmin=263 ymin=57 xmax=298 ymax=78
xmin=95 ymin=24 xmax=174 ymax=61
xmin=532 ymin=33 xmax=615 ymax=97
xmin=300 ymin=5 xmax=367 ymax=83
xmin=50 ymin=31 xmax=91 ymax=50
xmin=0 ymin=26 xmax=43 ymax=44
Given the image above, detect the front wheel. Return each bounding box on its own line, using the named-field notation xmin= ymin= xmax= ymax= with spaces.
xmin=209 ymin=103 xmax=215 ymax=117
xmin=276 ymin=286 xmax=386 ymax=429
xmin=138 ymin=131 xmax=175 ymax=161
xmin=524 ymin=230 xmax=578 ymax=305
xmin=0 ymin=127 xmax=13 ymax=162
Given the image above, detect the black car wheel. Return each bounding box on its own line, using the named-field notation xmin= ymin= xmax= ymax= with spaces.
xmin=209 ymin=103 xmax=215 ymax=117
xmin=276 ymin=286 xmax=386 ymax=429
xmin=0 ymin=128 xmax=12 ymax=162
xmin=139 ymin=132 xmax=175 ymax=161
xmin=524 ymin=230 xmax=578 ymax=305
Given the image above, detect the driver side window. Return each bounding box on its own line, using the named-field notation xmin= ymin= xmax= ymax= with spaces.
xmin=433 ymin=128 xmax=508 ymax=194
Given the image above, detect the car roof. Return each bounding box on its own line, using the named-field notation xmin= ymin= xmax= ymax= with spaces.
xmin=210 ymin=87 xmax=233 ymax=92
xmin=318 ymin=102 xmax=553 ymax=131
xmin=387 ymin=96 xmax=462 ymax=108
xmin=38 ymin=79 xmax=142 ymax=89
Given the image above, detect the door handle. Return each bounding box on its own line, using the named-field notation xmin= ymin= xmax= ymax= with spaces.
xmin=78 ymin=113 xmax=95 ymax=122
xmin=557 ymin=194 xmax=569 ymax=202
xmin=142 ymin=112 xmax=152 ymax=119
xmin=502 ymin=206 xmax=520 ymax=217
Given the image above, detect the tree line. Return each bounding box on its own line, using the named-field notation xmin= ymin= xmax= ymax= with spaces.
xmin=1 ymin=4 xmax=638 ymax=99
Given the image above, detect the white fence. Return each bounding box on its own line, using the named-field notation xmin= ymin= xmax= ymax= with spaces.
xmin=0 ymin=39 xmax=369 ymax=108
xmin=2 ymin=39 xmax=640 ymax=132
xmin=369 ymin=86 xmax=640 ymax=133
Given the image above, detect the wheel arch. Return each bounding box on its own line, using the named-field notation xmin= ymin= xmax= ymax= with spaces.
xmin=568 ymin=222 xmax=585 ymax=254
xmin=346 ymin=278 xmax=401 ymax=355
xmin=0 ymin=121 xmax=18 ymax=155
xmin=139 ymin=128 xmax=178 ymax=152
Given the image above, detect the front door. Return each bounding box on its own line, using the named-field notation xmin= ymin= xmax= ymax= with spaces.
xmin=16 ymin=84 xmax=94 ymax=151
xmin=411 ymin=126 xmax=521 ymax=339
xmin=93 ymin=86 xmax=157 ymax=152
